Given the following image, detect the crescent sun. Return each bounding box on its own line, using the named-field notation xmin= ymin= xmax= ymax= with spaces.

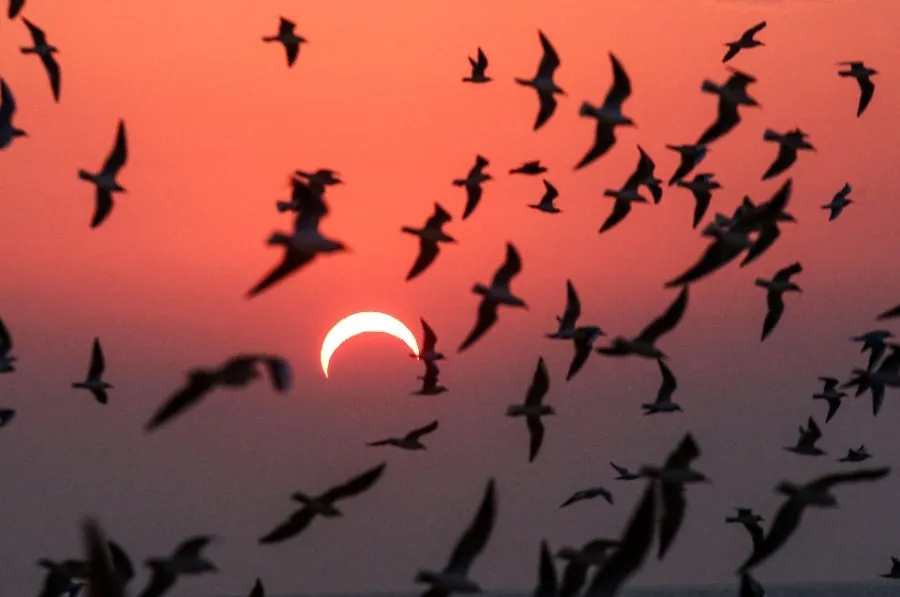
xmin=320 ymin=311 xmax=420 ymax=377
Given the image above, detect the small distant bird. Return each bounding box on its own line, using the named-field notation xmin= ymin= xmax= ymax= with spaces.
xmin=676 ymin=173 xmax=721 ymax=229
xmin=453 ymin=155 xmax=493 ymax=220
xmin=8 ymin=0 xmax=25 ymax=19
xmin=402 ymin=203 xmax=456 ymax=281
xmin=415 ymin=479 xmax=496 ymax=597
xmin=722 ymin=22 xmax=767 ymax=63
xmin=740 ymin=573 xmax=766 ymax=597
xmin=784 ymin=416 xmax=826 ymax=456
xmin=21 ymin=19 xmax=61 ymax=102
xmin=633 ymin=146 xmax=663 ymax=204
xmin=560 ymin=487 xmax=613 ymax=508
xmin=459 ymin=243 xmax=527 ymax=352
xmin=139 ymin=536 xmax=217 ymax=597
xmin=78 ymin=120 xmax=128 ymax=228
xmin=0 ymin=79 xmax=26 ymax=150
xmin=412 ymin=360 xmax=449 ymax=396
xmin=0 ymin=408 xmax=14 ymax=428
xmin=145 ymin=354 xmax=291 ymax=431
xmin=610 ymin=462 xmax=641 ymax=481
xmin=596 ymin=287 xmax=689 ymax=360
xmin=821 ymin=183 xmax=853 ymax=221
xmin=838 ymin=61 xmax=877 ymax=117
xmin=880 ymin=557 xmax=900 ymax=579
xmin=838 ymin=445 xmax=872 ymax=463
xmin=506 ymin=357 xmax=554 ymax=463
xmin=415 ymin=318 xmax=445 ymax=363
xmin=463 ymin=48 xmax=491 ymax=83
xmin=368 ymin=420 xmax=439 ymax=450
xmin=72 ymin=339 xmax=112 ymax=405
xmin=259 ymin=462 xmax=387 ymax=544
xmin=515 ymin=30 xmax=565 ymax=131
xmin=529 ymin=180 xmax=561 ymax=213
xmin=262 ymin=17 xmax=306 ymax=67
xmin=0 ymin=316 xmax=15 ymax=373
xmin=761 ymin=128 xmax=815 ymax=181
xmin=599 ymin=146 xmax=655 ymax=233
xmin=666 ymin=144 xmax=708 ymax=187
xmin=510 ymin=160 xmax=547 ymax=175
xmin=248 ymin=579 xmax=265 ymax=597
xmin=555 ymin=539 xmax=619 ymax=597
xmin=566 ymin=326 xmax=604 ymax=382
xmin=531 ymin=541 xmax=558 ymax=597
xmin=642 ymin=359 xmax=683 ymax=414
xmin=877 ymin=304 xmax=900 ymax=321
xmin=842 ymin=345 xmax=900 ymax=416
xmin=576 ymin=53 xmax=635 ymax=170
xmin=547 ymin=279 xmax=581 ymax=340
xmin=813 ymin=377 xmax=846 ymax=423
xmin=756 ymin=262 xmax=803 ymax=341
xmin=852 ymin=329 xmax=894 ymax=371
xmin=295 ymin=168 xmax=342 ymax=187
xmin=698 ymin=68 xmax=759 ymax=145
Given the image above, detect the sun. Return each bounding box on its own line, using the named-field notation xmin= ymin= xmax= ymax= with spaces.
xmin=320 ymin=312 xmax=420 ymax=377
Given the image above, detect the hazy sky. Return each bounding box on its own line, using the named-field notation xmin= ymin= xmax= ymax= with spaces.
xmin=3 ymin=0 xmax=900 ymax=595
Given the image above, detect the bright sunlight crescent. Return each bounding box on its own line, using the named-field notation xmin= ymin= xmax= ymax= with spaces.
xmin=320 ymin=312 xmax=420 ymax=377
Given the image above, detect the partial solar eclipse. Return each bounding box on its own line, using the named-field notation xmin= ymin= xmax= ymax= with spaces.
xmin=320 ymin=312 xmax=419 ymax=377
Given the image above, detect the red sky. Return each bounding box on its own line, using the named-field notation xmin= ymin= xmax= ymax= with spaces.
xmin=2 ymin=0 xmax=900 ymax=595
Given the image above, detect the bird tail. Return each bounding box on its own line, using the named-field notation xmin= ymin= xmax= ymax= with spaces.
xmin=20 ymin=47 xmax=37 ymax=54
xmin=701 ymin=80 xmax=720 ymax=95
xmin=513 ymin=77 xmax=531 ymax=87
xmin=262 ymin=36 xmax=277 ymax=42
xmin=578 ymin=102 xmax=596 ymax=118
xmin=602 ymin=189 xmax=618 ymax=198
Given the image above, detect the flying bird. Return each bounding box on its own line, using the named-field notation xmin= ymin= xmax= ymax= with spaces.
xmin=145 ymin=354 xmax=291 ymax=431
xmin=784 ymin=417 xmax=826 ymax=456
xmin=633 ymin=146 xmax=663 ymax=203
xmin=727 ymin=508 xmax=765 ymax=554
xmin=611 ymin=462 xmax=641 ymax=481
xmin=838 ymin=61 xmax=877 ymax=117
xmin=138 ymin=536 xmax=217 ymax=597
xmin=813 ymin=377 xmax=846 ymax=423
xmin=838 ymin=445 xmax=872 ymax=463
xmin=642 ymin=359 xmax=683 ymax=414
xmin=295 ymin=168 xmax=342 ymax=187
xmin=676 ymin=173 xmax=721 ymax=229
xmin=458 ymin=243 xmax=527 ymax=352
xmin=599 ymin=146 xmax=655 ymax=233
xmin=555 ymin=540 xmax=619 ymax=597
xmin=529 ymin=180 xmax=561 ymax=213
xmin=566 ymin=326 xmax=604 ymax=382
xmin=81 ymin=519 xmax=126 ymax=597
xmin=722 ymin=22 xmax=766 ymax=62
xmin=665 ymin=224 xmax=752 ymax=287
xmin=739 ymin=573 xmax=766 ymax=597
xmin=402 ymin=203 xmax=456 ymax=281
xmin=21 ymin=19 xmax=61 ymax=102
xmin=0 ymin=408 xmax=14 ymax=428
xmin=852 ymin=329 xmax=893 ymax=371
xmin=72 ymin=338 xmax=112 ymax=405
xmin=880 ymin=557 xmax=900 ymax=579
xmin=821 ymin=183 xmax=853 ymax=221
xmin=463 ymin=48 xmax=491 ymax=83
xmin=698 ymin=68 xmax=759 ymax=145
xmin=596 ymin=287 xmax=689 ymax=359
xmin=877 ymin=304 xmax=900 ymax=321
xmin=506 ymin=357 xmax=554 ymax=463
xmin=667 ymin=144 xmax=708 ymax=186
xmin=576 ymin=53 xmax=635 ymax=170
xmin=756 ymin=262 xmax=803 ymax=341
xmin=761 ymin=128 xmax=815 ymax=181
xmin=415 ymin=318 xmax=445 ymax=362
xmin=546 ymin=279 xmax=581 ymax=340
xmin=276 ymin=176 xmax=325 ymax=213
xmin=0 ymin=316 xmax=15 ymax=373
xmin=259 ymin=462 xmax=387 ymax=544
xmin=510 ymin=160 xmax=547 ymax=175
xmin=532 ymin=541 xmax=558 ymax=597
xmin=842 ymin=345 xmax=900 ymax=416
xmin=368 ymin=420 xmax=439 ymax=450
xmin=413 ymin=360 xmax=449 ymax=396
xmin=515 ymin=31 xmax=565 ymax=131
xmin=0 ymin=79 xmax=26 ymax=150
xmin=453 ymin=155 xmax=493 ymax=220
xmin=560 ymin=487 xmax=613 ymax=508
xmin=262 ymin=17 xmax=306 ymax=67
xmin=78 ymin=120 xmax=128 ymax=228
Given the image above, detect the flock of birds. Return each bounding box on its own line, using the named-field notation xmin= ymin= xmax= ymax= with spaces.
xmin=2 ymin=5 xmax=900 ymax=597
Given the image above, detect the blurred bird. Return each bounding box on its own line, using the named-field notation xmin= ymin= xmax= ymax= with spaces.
xmin=698 ymin=68 xmax=759 ymax=145
xmin=78 ymin=120 xmax=128 ymax=228
xmin=459 ymin=243 xmax=527 ymax=352
xmin=510 ymin=160 xmax=547 ymax=175
xmin=0 ymin=79 xmax=26 ymax=150
xmin=667 ymin=144 xmax=708 ymax=186
xmin=72 ymin=339 xmax=112 ymax=405
xmin=596 ymin=287 xmax=689 ymax=359
xmin=642 ymin=359 xmax=683 ymax=414
xmin=402 ymin=203 xmax=456 ymax=281
xmin=0 ymin=316 xmax=16 ymax=373
xmin=515 ymin=31 xmax=565 ymax=130
xmin=812 ymin=377 xmax=846 ymax=423
xmin=838 ymin=61 xmax=877 ymax=117
xmin=722 ymin=21 xmax=766 ymax=62
xmin=262 ymin=17 xmax=306 ymax=67
xmin=529 ymin=180 xmax=562 ymax=213
xmin=412 ymin=360 xmax=449 ymax=396
xmin=138 ymin=536 xmax=217 ymax=597
xmin=784 ymin=417 xmax=826 ymax=456
xmin=761 ymin=128 xmax=814 ymax=180
xmin=576 ymin=53 xmax=634 ymax=170
xmin=463 ymin=48 xmax=491 ymax=83
xmin=838 ymin=445 xmax=872 ymax=463
xmin=676 ymin=173 xmax=722 ymax=229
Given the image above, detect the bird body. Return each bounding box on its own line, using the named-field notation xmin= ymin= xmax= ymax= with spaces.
xmin=263 ymin=17 xmax=306 ymax=67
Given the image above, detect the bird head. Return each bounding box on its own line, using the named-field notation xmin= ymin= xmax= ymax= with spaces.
xmin=12 ymin=128 xmax=27 ymax=137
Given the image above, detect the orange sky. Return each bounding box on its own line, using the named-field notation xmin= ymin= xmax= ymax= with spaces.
xmin=3 ymin=0 xmax=900 ymax=595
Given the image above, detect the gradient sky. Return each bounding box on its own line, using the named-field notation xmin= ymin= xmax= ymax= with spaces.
xmin=3 ymin=0 xmax=900 ymax=595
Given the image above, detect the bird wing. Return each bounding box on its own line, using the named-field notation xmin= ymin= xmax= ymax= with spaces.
xmin=424 ymin=203 xmax=452 ymax=229
xmin=558 ymin=280 xmax=581 ymax=330
xmin=610 ymin=462 xmax=628 ymax=476
xmin=722 ymin=44 xmax=741 ymax=63
xmin=739 ymin=572 xmax=766 ymax=597
xmin=541 ymin=179 xmax=559 ymax=203
xmin=666 ymin=433 xmax=701 ymax=470
xmin=535 ymin=31 xmax=561 ymax=80
xmin=144 ymin=372 xmax=217 ymax=431
xmin=278 ymin=17 xmax=296 ymax=36
xmin=420 ymin=318 xmax=438 ymax=353
xmin=809 ymin=466 xmax=891 ymax=492
xmin=825 ymin=399 xmax=840 ymax=423
xmin=535 ymin=540 xmax=558 ymax=597
xmin=461 ymin=183 xmax=483 ymax=220
xmin=820 ymin=377 xmax=839 ymax=392
xmin=83 ymin=520 xmax=127 ymax=597
xmin=656 ymin=359 xmax=677 ymax=403
xmin=137 ymin=566 xmax=176 ymax=597
xmin=258 ymin=507 xmax=316 ymax=544
xmin=599 ymin=200 xmax=632 ymax=234
xmin=107 ymin=540 xmax=134 ymax=585
xmin=773 ymin=262 xmax=803 ymax=283
xmin=101 ymin=121 xmax=128 ymax=176
xmin=527 ymin=415 xmax=545 ymax=462
xmin=665 ymin=237 xmax=745 ymax=287
xmin=739 ymin=222 xmax=780 ymax=268
xmin=89 ymin=388 xmax=109 ymax=405
xmin=491 ymin=243 xmax=522 ymax=287
xmin=40 ymin=53 xmax=61 ymax=102
xmin=260 ymin=357 xmax=291 ymax=391
xmin=173 ymin=536 xmax=213 ymax=560
xmin=622 ymin=146 xmax=655 ymax=190
xmin=406 ymin=239 xmax=440 ymax=281
xmin=602 ymin=53 xmax=632 ymax=109
xmin=458 ymin=298 xmax=499 ymax=353
xmin=691 ymin=190 xmax=712 ymax=229
xmin=88 ymin=338 xmax=105 ymax=380
xmin=23 ymin=18 xmax=48 ymax=45
xmin=636 ymin=287 xmax=689 ymax=345
xmin=246 ymin=249 xmax=316 ymax=299
xmin=476 ymin=47 xmax=488 ymax=70
xmin=8 ymin=0 xmax=25 ymax=19
xmin=698 ymin=99 xmax=740 ymax=146
xmin=743 ymin=522 xmax=765 ymax=554
xmin=761 ymin=291 xmax=784 ymax=341
xmin=320 ymin=462 xmax=387 ymax=503
xmin=284 ymin=41 xmax=300 ymax=67
xmin=421 ymin=359 xmax=441 ymax=387
xmin=406 ymin=419 xmax=439 ymax=442
xmin=445 ymin=479 xmax=497 ymax=574
xmin=566 ymin=337 xmax=591 ymax=381
xmin=0 ymin=317 xmax=12 ymax=354
xmin=524 ymin=357 xmax=550 ymax=406
xmin=877 ymin=303 xmax=900 ymax=320
xmin=91 ymin=188 xmax=114 ymax=229
xmin=762 ymin=145 xmax=797 ymax=181
xmin=0 ymin=79 xmax=15 ymax=124
xmin=534 ymin=90 xmax=558 ymax=131
xmin=738 ymin=499 xmax=804 ymax=572
xmin=856 ymin=76 xmax=875 ymax=117
xmin=745 ymin=21 xmax=767 ymax=38
xmin=657 ymin=481 xmax=686 ymax=559
xmin=575 ymin=122 xmax=616 ymax=170
xmin=558 ymin=559 xmax=588 ymax=597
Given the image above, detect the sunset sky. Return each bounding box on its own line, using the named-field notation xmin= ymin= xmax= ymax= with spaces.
xmin=3 ymin=0 xmax=900 ymax=595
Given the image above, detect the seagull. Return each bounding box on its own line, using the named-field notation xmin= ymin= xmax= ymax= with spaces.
xmin=566 ymin=326 xmax=604 ymax=382
xmin=575 ymin=53 xmax=634 ymax=170
xmin=822 ymin=183 xmax=853 ymax=221
xmin=72 ymin=339 xmax=112 ymax=405
xmin=666 ymin=144 xmax=708 ymax=187
xmin=531 ymin=541 xmax=558 ymax=597
xmin=463 ymin=48 xmax=491 ymax=83
xmin=247 ymin=177 xmax=347 ymax=298
xmin=259 ymin=462 xmax=387 ymax=544
xmin=634 ymin=146 xmax=663 ymax=204
xmin=610 ymin=462 xmax=641 ymax=481
xmin=761 ymin=128 xmax=815 ymax=181
xmin=8 ymin=0 xmax=25 ymax=19
xmin=78 ymin=120 xmax=128 ymax=228
xmin=697 ymin=68 xmax=759 ymax=145
xmin=596 ymin=287 xmax=689 ymax=360
xmin=838 ymin=445 xmax=872 ymax=463
xmin=738 ymin=203 xmax=798 ymax=269
xmin=415 ymin=318 xmax=445 ymax=362
xmin=0 ymin=316 xmax=15 ymax=373
xmin=262 ymin=17 xmax=306 ymax=67
xmin=722 ymin=22 xmax=767 ymax=63
xmin=784 ymin=417 xmax=826 ymax=456
xmin=415 ymin=478 xmax=496 ymax=597
xmin=555 ymin=539 xmax=619 ymax=597
xmin=145 ymin=354 xmax=291 ymax=431
xmin=546 ymin=279 xmax=581 ymax=340
xmin=756 ymin=262 xmax=803 ymax=341
xmin=510 ymin=160 xmax=547 ymax=175
xmin=529 ymin=180 xmax=561 ymax=213
xmin=21 ymin=19 xmax=61 ymax=102
xmin=458 ymin=243 xmax=527 ymax=352
xmin=138 ymin=536 xmax=217 ymax=597
xmin=560 ymin=487 xmax=613 ymax=508
xmin=506 ymin=357 xmax=554 ymax=463
xmin=642 ymin=359 xmax=683 ymax=414
xmin=599 ymin=146 xmax=655 ymax=233
xmin=880 ymin=557 xmax=900 ymax=579
xmin=402 ymin=203 xmax=456 ymax=281
xmin=726 ymin=509 xmax=765 ymax=554
xmin=412 ymin=360 xmax=449 ymax=396
xmin=453 ymin=155 xmax=493 ymax=220
xmin=877 ymin=304 xmax=900 ymax=321
xmin=676 ymin=173 xmax=721 ymax=229
xmin=852 ymin=329 xmax=893 ymax=371
xmin=81 ymin=519 xmax=125 ymax=597
xmin=842 ymin=345 xmax=900 ymax=416
xmin=368 ymin=420 xmax=439 ymax=450
xmin=295 ymin=168 xmax=342 ymax=187
xmin=739 ymin=573 xmax=766 ymax=597
xmin=0 ymin=408 xmax=14 ymax=428
xmin=813 ymin=377 xmax=847 ymax=423
xmin=514 ymin=30 xmax=564 ymax=131
xmin=838 ymin=61 xmax=877 ymax=117
xmin=665 ymin=224 xmax=752 ymax=287
xmin=738 ymin=467 xmax=891 ymax=572
xmin=0 ymin=79 xmax=26 ymax=150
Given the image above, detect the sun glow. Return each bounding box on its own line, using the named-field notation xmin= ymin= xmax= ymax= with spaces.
xmin=320 ymin=312 xmax=420 ymax=377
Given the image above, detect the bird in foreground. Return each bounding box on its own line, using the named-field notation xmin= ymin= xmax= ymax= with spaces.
xmin=838 ymin=445 xmax=872 ymax=463
xmin=642 ymin=359 xmax=683 ymax=414
xmin=842 ymin=345 xmax=900 ymax=417
xmin=415 ymin=318 xmax=445 ymax=363
xmin=880 ymin=557 xmax=900 ymax=579
xmin=738 ymin=467 xmax=891 ymax=572
xmin=596 ymin=287 xmax=689 ymax=360
xmin=812 ymin=377 xmax=846 ymax=423
xmin=852 ymin=329 xmax=893 ymax=371
xmin=576 ymin=53 xmax=635 ymax=170
xmin=737 ymin=195 xmax=798 ymax=269
xmin=838 ymin=61 xmax=877 ymax=117
xmin=262 ymin=17 xmax=306 ymax=67
xmin=566 ymin=325 xmax=604 ymax=382
xmin=531 ymin=541 xmax=558 ymax=597
xmin=415 ymin=479 xmax=496 ymax=597
xmin=515 ymin=30 xmax=564 ymax=131
xmin=667 ymin=144 xmax=708 ymax=187
xmin=78 ymin=120 xmax=128 ymax=228
xmin=676 ymin=173 xmax=722 ymax=229
xmin=72 ymin=339 xmax=112 ymax=405
xmin=0 ymin=316 xmax=15 ymax=373
xmin=784 ymin=417 xmax=826 ymax=456
xmin=599 ymin=146 xmax=655 ymax=234
xmin=248 ymin=579 xmax=265 ymax=597
xmin=547 ymin=279 xmax=581 ymax=340
xmin=722 ymin=21 xmax=766 ymax=63
xmin=81 ymin=519 xmax=126 ymax=597
xmin=560 ymin=487 xmax=613 ymax=508
xmin=611 ymin=462 xmax=641 ymax=481
xmin=21 ymin=18 xmax=61 ymax=102
xmin=529 ymin=180 xmax=561 ymax=213
xmin=138 ymin=536 xmax=217 ymax=597
xmin=510 ymin=160 xmax=547 ymax=175
xmin=295 ymin=168 xmax=342 ymax=187
xmin=756 ymin=262 xmax=803 ymax=341
xmin=555 ymin=539 xmax=619 ymax=597
xmin=0 ymin=78 xmax=26 ymax=150
xmin=145 ymin=354 xmax=291 ymax=431
xmin=0 ymin=408 xmax=14 ymax=428
xmin=726 ymin=508 xmax=765 ymax=553
xmin=821 ymin=182 xmax=853 ymax=221
xmin=506 ymin=357 xmax=553 ymax=463
xmin=8 ymin=0 xmax=25 ymax=19
xmin=37 ymin=557 xmax=89 ymax=597
xmin=402 ymin=203 xmax=456 ymax=281
xmin=877 ymin=304 xmax=900 ymax=321
xmin=459 ymin=243 xmax=527 ymax=352
xmin=739 ymin=573 xmax=766 ymax=597
xmin=697 ymin=68 xmax=759 ymax=146
xmin=368 ymin=420 xmax=439 ymax=450
xmin=453 ymin=155 xmax=493 ymax=220
xmin=260 ymin=462 xmax=387 ymax=544
xmin=761 ymin=128 xmax=815 ymax=181
xmin=463 ymin=48 xmax=491 ymax=83
xmin=412 ymin=360 xmax=449 ymax=395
